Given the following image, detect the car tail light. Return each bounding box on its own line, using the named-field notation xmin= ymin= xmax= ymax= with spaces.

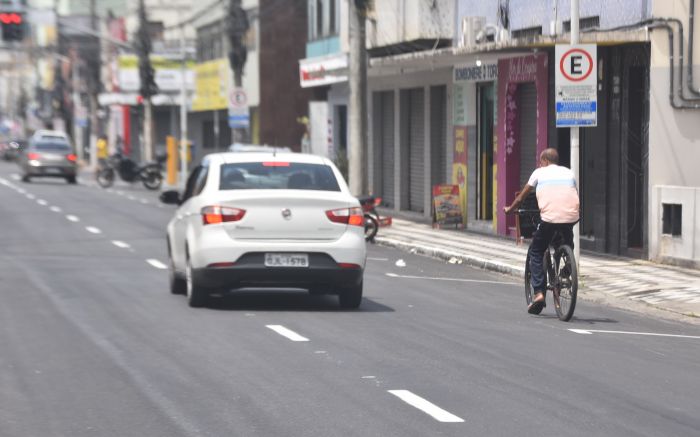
xmin=201 ymin=206 xmax=246 ymax=225
xmin=207 ymin=262 xmax=236 ymax=268
xmin=27 ymin=152 xmax=40 ymax=160
xmin=338 ymin=263 xmax=361 ymax=269
xmin=262 ymin=162 xmax=290 ymax=167
xmin=66 ymin=154 xmax=77 ymax=162
xmin=326 ymin=207 xmax=364 ymax=227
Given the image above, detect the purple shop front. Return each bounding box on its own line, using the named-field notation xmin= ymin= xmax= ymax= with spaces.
xmin=496 ymin=53 xmax=549 ymax=236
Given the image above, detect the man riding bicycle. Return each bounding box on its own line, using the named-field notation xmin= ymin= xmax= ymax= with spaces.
xmin=504 ymin=148 xmax=580 ymax=315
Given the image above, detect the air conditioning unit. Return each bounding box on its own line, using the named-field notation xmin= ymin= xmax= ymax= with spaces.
xmin=459 ymin=16 xmax=486 ymax=48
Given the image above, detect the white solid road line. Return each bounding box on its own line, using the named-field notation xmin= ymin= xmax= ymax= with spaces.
xmin=111 ymin=240 xmax=130 ymax=249
xmin=266 ymin=325 xmax=310 ymax=342
xmin=66 ymin=215 xmax=80 ymax=222
xmin=50 ymin=206 xmax=62 ymax=213
xmin=386 ymin=272 xmax=518 ymax=286
xmin=367 ymin=257 xmax=389 ymax=261
xmin=85 ymin=226 xmax=101 ymax=234
xmin=569 ymin=329 xmax=700 ymax=340
xmin=146 ymin=259 xmax=168 ymax=269
xmin=37 ymin=199 xmax=48 ymax=206
xmin=388 ymin=390 xmax=464 ymax=423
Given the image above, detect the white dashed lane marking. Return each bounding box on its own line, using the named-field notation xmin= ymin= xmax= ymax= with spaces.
xmin=66 ymin=215 xmax=80 ymax=222
xmin=37 ymin=199 xmax=48 ymax=206
xmin=569 ymin=329 xmax=700 ymax=340
xmin=50 ymin=206 xmax=62 ymax=213
xmin=388 ymin=390 xmax=465 ymax=423
xmin=111 ymin=240 xmax=131 ymax=249
xmin=385 ymin=272 xmax=518 ymax=286
xmin=266 ymin=325 xmax=310 ymax=342
xmin=85 ymin=226 xmax=101 ymax=234
xmin=146 ymin=259 xmax=168 ymax=269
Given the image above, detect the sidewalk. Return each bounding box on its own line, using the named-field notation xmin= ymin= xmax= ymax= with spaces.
xmin=376 ymin=218 xmax=700 ymax=321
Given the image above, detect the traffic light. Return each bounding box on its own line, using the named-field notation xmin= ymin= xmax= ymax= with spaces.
xmin=1 ymin=12 xmax=24 ymax=42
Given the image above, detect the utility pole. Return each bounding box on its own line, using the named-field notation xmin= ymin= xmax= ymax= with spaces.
xmin=88 ymin=0 xmax=99 ymax=169
xmin=179 ymin=22 xmax=188 ymax=188
xmin=348 ymin=0 xmax=369 ymax=196
xmin=226 ymin=0 xmax=249 ymax=143
xmin=570 ymin=0 xmax=580 ymax=266
xmin=137 ymin=0 xmax=158 ymax=162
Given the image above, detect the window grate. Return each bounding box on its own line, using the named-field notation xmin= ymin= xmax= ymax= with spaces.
xmin=563 ymin=16 xmax=601 ymax=33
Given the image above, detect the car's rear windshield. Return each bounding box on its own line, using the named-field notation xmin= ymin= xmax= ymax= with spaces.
xmin=219 ymin=162 xmax=341 ymax=192
xmin=33 ymin=142 xmax=71 ymax=152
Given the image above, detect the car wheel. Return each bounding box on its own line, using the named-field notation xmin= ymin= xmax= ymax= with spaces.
xmin=21 ymin=174 xmax=30 ymax=182
xmin=338 ymin=280 xmax=363 ymax=309
xmin=185 ymin=256 xmax=209 ymax=307
xmin=169 ymin=256 xmax=187 ymax=295
xmin=66 ymin=176 xmax=77 ymax=184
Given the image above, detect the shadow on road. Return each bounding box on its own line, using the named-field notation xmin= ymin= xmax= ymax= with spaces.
xmin=206 ymin=290 xmax=395 ymax=313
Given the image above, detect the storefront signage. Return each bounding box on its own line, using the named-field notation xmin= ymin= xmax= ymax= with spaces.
xmin=454 ymin=63 xmax=498 ymax=83
xmin=192 ymin=59 xmax=231 ymax=112
xmin=555 ymin=44 xmax=597 ymax=127
xmin=432 ymin=185 xmax=464 ymax=227
xmin=299 ymin=54 xmax=348 ymax=88
xmin=118 ymin=55 xmax=194 ymax=92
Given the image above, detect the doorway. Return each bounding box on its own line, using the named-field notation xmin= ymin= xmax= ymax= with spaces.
xmin=476 ymin=83 xmax=495 ymax=220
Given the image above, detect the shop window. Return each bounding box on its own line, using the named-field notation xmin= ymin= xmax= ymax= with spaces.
xmin=662 ymin=203 xmax=682 ymax=236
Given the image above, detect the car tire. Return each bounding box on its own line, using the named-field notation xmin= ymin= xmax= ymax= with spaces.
xmin=21 ymin=174 xmax=30 ymax=183
xmin=169 ymin=258 xmax=187 ymax=295
xmin=338 ymin=280 xmax=363 ymax=309
xmin=185 ymin=256 xmax=209 ymax=308
xmin=66 ymin=176 xmax=77 ymax=184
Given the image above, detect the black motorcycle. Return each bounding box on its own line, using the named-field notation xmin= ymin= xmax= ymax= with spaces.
xmin=96 ymin=151 xmax=164 ymax=190
xmin=358 ymin=195 xmax=382 ymax=241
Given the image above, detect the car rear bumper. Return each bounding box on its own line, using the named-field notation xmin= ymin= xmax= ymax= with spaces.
xmin=25 ymin=164 xmax=76 ymax=177
xmin=192 ymin=252 xmax=363 ymax=291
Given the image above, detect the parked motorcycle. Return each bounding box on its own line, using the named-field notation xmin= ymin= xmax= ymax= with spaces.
xmin=96 ymin=151 xmax=165 ymax=190
xmin=358 ymin=195 xmax=382 ymax=241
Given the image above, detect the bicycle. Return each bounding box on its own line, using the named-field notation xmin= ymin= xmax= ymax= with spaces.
xmin=518 ymin=209 xmax=578 ymax=322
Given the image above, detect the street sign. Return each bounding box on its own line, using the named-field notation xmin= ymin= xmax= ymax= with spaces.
xmin=228 ymin=88 xmax=249 ymax=128
xmin=555 ymin=44 xmax=597 ymax=127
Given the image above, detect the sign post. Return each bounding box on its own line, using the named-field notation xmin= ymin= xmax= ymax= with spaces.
xmin=557 ymin=0 xmax=594 ymax=267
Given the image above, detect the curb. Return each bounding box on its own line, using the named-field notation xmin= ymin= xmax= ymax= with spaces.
xmin=374 ymin=236 xmax=525 ymax=278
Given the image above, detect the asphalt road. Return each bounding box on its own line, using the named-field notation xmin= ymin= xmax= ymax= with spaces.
xmin=1 ymin=161 xmax=699 ymax=437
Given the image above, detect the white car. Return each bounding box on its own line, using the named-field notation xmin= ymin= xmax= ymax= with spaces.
xmin=160 ymin=152 xmax=366 ymax=308
xmin=31 ymin=130 xmax=71 ymax=143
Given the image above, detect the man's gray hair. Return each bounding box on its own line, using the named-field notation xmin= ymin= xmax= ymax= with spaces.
xmin=540 ymin=148 xmax=559 ymax=165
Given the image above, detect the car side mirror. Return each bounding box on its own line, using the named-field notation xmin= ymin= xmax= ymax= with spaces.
xmin=159 ymin=190 xmax=181 ymax=205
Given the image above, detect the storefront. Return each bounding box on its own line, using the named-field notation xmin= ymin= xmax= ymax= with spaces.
xmin=496 ymin=53 xmax=550 ymax=236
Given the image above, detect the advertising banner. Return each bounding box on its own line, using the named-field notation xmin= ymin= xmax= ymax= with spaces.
xmin=432 ymin=184 xmax=464 ymax=227
xmin=452 ymin=126 xmax=468 ymax=224
xmin=192 ymin=59 xmax=231 ymax=112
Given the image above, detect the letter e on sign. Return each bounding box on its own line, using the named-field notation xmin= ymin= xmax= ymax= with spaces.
xmin=560 ymin=48 xmax=593 ymax=82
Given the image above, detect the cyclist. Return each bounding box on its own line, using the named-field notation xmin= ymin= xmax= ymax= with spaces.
xmin=504 ymin=148 xmax=580 ymax=314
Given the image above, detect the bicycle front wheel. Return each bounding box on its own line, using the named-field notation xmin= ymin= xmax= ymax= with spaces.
xmin=553 ymin=245 xmax=578 ymax=321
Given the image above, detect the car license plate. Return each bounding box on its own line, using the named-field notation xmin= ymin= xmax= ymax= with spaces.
xmin=45 ymin=167 xmax=62 ymax=174
xmin=264 ymin=253 xmax=309 ymax=267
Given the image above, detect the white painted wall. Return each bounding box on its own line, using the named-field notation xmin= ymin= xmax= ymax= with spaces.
xmin=368 ymin=0 xmax=454 ymax=49
xmin=648 ymin=0 xmax=700 ymax=264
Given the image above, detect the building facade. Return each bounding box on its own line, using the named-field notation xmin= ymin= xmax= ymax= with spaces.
xmin=364 ymin=0 xmax=700 ymax=267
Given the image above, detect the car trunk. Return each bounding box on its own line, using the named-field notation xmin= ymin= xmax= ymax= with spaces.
xmin=217 ymin=190 xmax=355 ymax=241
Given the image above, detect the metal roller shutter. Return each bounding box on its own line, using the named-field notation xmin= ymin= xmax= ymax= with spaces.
xmin=380 ymin=92 xmax=395 ymax=207
xmin=409 ymin=88 xmax=425 ymax=212
xmin=430 ymin=86 xmax=447 ymax=187
xmin=519 ymin=83 xmax=538 ymax=188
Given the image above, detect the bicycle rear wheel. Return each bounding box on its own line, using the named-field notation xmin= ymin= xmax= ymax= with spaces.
xmin=553 ymin=245 xmax=578 ymax=321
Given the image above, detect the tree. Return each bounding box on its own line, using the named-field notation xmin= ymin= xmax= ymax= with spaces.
xmin=136 ymin=0 xmax=158 ymax=161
